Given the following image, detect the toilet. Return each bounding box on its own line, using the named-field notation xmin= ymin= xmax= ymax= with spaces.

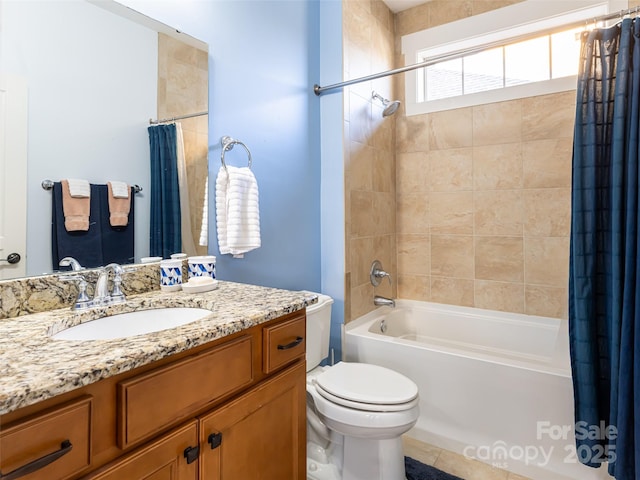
xmin=305 ymin=292 xmax=420 ymax=480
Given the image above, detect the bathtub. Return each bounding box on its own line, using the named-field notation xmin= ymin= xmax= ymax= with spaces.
xmin=344 ymin=300 xmax=612 ymax=480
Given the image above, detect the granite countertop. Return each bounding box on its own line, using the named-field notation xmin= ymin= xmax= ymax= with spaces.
xmin=0 ymin=281 xmax=316 ymax=415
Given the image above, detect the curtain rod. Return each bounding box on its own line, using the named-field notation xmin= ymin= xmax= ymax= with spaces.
xmin=149 ymin=111 xmax=208 ymax=125
xmin=313 ymin=5 xmax=640 ymax=96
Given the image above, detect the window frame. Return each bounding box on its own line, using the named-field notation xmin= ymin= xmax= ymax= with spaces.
xmin=401 ymin=0 xmax=627 ymax=116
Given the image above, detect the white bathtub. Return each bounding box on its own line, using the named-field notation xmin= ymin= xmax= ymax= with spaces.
xmin=344 ymin=300 xmax=612 ymax=480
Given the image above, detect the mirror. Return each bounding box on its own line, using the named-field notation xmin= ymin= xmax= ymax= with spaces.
xmin=0 ymin=0 xmax=209 ymax=279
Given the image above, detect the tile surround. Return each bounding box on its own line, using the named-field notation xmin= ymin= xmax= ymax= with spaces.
xmin=344 ymin=0 xmax=397 ymax=323
xmin=348 ymin=0 xmax=630 ymax=320
xmin=390 ymin=0 xmax=575 ymax=319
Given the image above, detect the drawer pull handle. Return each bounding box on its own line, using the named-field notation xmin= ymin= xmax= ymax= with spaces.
xmin=277 ymin=336 xmax=304 ymax=350
xmin=208 ymin=432 xmax=222 ymax=450
xmin=183 ymin=445 xmax=199 ymax=465
xmin=0 ymin=440 xmax=72 ymax=480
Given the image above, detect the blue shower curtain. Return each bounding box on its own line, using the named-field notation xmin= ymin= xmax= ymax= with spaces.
xmin=148 ymin=124 xmax=181 ymax=258
xmin=570 ymin=18 xmax=640 ymax=480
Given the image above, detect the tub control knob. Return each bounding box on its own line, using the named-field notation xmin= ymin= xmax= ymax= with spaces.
xmin=370 ymin=259 xmax=392 ymax=286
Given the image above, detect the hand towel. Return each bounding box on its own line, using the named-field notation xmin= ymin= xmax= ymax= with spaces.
xmin=216 ymin=166 xmax=260 ymax=258
xmin=199 ymin=176 xmax=209 ymax=246
xmin=108 ymin=180 xmax=129 ymax=199
xmin=66 ymin=178 xmax=90 ymax=198
xmin=61 ymin=179 xmax=90 ymax=231
xmin=107 ymin=181 xmax=131 ymax=227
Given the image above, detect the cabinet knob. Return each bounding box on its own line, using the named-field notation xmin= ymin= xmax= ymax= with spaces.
xmin=208 ymin=432 xmax=223 ymax=450
xmin=183 ymin=445 xmax=199 ymax=465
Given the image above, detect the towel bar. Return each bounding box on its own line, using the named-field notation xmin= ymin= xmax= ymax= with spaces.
xmin=220 ymin=136 xmax=252 ymax=171
xmin=42 ymin=180 xmax=142 ymax=193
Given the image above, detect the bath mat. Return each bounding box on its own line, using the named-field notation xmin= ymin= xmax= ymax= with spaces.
xmin=405 ymin=456 xmax=464 ymax=480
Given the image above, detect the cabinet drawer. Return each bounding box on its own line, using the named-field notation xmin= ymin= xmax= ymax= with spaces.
xmin=118 ymin=335 xmax=253 ymax=449
xmin=0 ymin=396 xmax=92 ymax=480
xmin=263 ymin=314 xmax=306 ymax=374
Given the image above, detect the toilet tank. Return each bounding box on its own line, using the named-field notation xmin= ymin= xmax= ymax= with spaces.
xmin=303 ymin=292 xmax=334 ymax=372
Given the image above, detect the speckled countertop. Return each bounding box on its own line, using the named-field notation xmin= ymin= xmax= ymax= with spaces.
xmin=0 ymin=281 xmax=316 ymax=415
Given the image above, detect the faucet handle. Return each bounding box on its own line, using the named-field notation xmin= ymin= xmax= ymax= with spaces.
xmin=110 ymin=271 xmax=126 ymax=304
xmin=370 ymin=260 xmax=392 ymax=287
xmin=104 ymin=263 xmax=126 ymax=304
xmin=58 ymin=274 xmax=91 ymax=310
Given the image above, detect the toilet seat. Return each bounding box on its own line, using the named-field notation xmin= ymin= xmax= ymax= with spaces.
xmin=314 ymin=362 xmax=418 ymax=411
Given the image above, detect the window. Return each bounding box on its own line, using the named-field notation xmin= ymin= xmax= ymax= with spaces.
xmin=402 ymin=0 xmax=627 ymax=115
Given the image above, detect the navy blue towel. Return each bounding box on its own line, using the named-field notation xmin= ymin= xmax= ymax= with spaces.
xmin=52 ymin=182 xmax=134 ymax=270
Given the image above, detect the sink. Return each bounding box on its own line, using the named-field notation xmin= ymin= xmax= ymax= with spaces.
xmin=51 ymin=307 xmax=213 ymax=341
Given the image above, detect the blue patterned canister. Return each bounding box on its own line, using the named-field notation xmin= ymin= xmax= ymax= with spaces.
xmin=160 ymin=259 xmax=183 ymax=291
xmin=188 ymin=255 xmax=216 ymax=279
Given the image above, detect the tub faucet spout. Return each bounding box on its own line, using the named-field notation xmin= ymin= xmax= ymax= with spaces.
xmin=374 ymin=295 xmax=395 ymax=308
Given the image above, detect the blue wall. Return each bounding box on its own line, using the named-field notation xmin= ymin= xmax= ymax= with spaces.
xmin=122 ymin=0 xmax=322 ymax=293
xmin=319 ymin=1 xmax=345 ymax=362
xmin=122 ymin=0 xmax=346 ymax=360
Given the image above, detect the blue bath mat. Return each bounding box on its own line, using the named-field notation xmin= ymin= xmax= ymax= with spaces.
xmin=405 ymin=456 xmax=464 ymax=480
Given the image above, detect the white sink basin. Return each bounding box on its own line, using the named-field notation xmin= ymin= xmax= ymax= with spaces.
xmin=51 ymin=307 xmax=213 ymax=341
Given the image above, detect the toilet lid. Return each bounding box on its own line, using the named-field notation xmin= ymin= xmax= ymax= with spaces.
xmin=314 ymin=362 xmax=418 ymax=407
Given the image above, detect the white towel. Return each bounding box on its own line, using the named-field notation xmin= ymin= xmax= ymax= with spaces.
xmin=215 ymin=166 xmax=260 ymax=258
xmin=107 ymin=180 xmax=129 ymax=199
xmin=66 ymin=178 xmax=90 ymax=198
xmin=199 ymin=176 xmax=209 ymax=246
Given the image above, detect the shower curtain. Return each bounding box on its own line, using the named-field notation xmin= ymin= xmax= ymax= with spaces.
xmin=570 ymin=18 xmax=640 ymax=480
xmin=148 ymin=124 xmax=181 ymax=258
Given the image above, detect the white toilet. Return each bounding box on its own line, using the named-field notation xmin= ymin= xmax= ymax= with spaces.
xmin=305 ymin=292 xmax=420 ymax=480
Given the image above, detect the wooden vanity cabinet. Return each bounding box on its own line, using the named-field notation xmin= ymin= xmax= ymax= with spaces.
xmin=0 ymin=309 xmax=306 ymax=480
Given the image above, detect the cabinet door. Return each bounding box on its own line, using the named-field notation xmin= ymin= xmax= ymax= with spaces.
xmin=85 ymin=421 xmax=198 ymax=480
xmin=200 ymin=362 xmax=306 ymax=480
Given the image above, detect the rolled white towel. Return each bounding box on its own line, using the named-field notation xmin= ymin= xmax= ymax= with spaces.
xmin=66 ymin=178 xmax=90 ymax=198
xmin=108 ymin=180 xmax=129 ymax=199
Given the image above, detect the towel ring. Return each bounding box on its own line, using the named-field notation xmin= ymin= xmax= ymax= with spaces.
xmin=220 ymin=136 xmax=252 ymax=171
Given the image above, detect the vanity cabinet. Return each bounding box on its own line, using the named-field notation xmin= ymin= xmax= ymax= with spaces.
xmin=0 ymin=309 xmax=306 ymax=480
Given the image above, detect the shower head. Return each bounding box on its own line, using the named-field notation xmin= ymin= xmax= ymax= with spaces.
xmin=372 ymin=91 xmax=401 ymax=117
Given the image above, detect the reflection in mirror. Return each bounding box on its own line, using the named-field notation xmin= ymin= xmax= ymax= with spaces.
xmin=0 ymin=0 xmax=208 ymax=280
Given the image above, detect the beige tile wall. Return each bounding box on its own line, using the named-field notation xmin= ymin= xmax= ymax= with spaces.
xmin=394 ymin=0 xmax=576 ymax=319
xmin=158 ymin=34 xmax=209 ymax=256
xmin=344 ymin=0 xmax=636 ymax=322
xmin=344 ymin=0 xmax=397 ymax=322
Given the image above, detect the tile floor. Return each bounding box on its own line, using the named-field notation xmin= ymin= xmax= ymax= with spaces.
xmin=403 ymin=436 xmax=532 ymax=480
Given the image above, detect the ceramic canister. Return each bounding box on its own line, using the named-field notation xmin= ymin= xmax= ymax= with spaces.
xmin=160 ymin=259 xmax=183 ymax=291
xmin=188 ymin=255 xmax=216 ymax=279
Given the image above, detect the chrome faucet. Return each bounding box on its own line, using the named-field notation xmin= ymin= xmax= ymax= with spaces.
xmin=59 ymin=256 xmax=84 ymax=271
xmin=370 ymin=260 xmax=396 ymax=308
xmin=59 ymin=262 xmax=126 ymax=310
xmin=374 ymin=295 xmax=395 ymax=308
xmin=93 ymin=263 xmax=126 ymax=306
